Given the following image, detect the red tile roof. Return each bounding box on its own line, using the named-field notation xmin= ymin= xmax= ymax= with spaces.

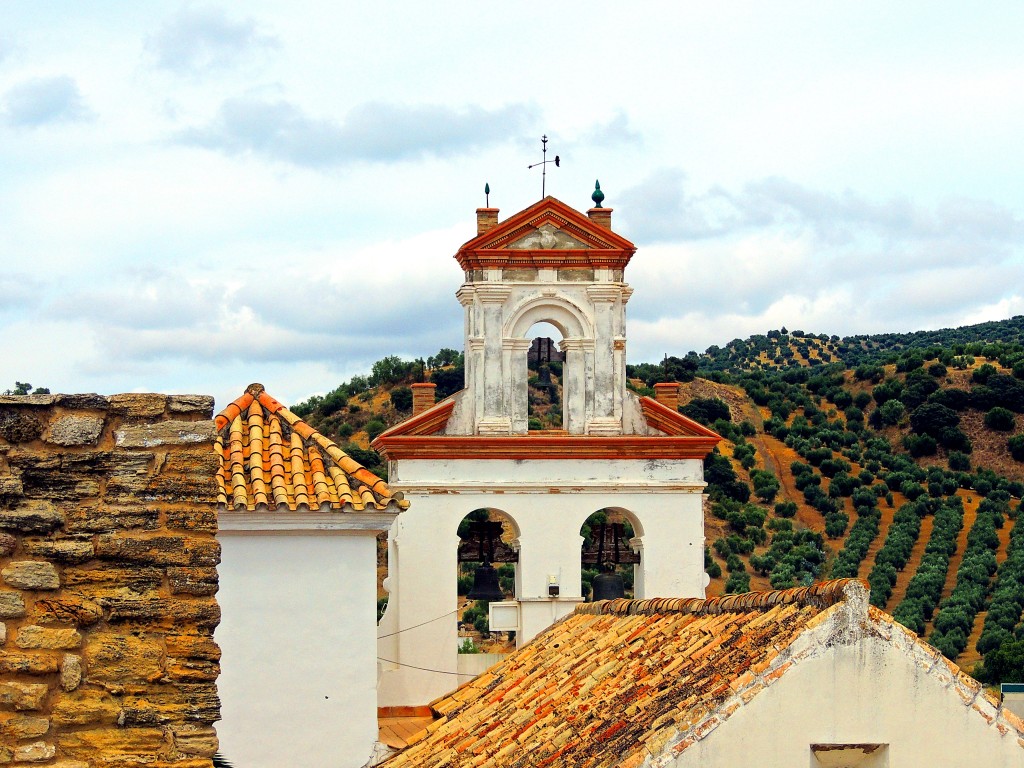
xmin=382 ymin=580 xmax=1024 ymax=767
xmin=214 ymin=383 xmax=408 ymax=512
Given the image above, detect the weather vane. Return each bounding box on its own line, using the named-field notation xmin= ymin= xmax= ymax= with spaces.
xmin=527 ymin=134 xmax=560 ymax=199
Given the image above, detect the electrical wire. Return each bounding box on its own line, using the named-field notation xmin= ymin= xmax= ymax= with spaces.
xmin=376 ymin=656 xmax=464 ymax=676
xmin=376 ymin=609 xmax=459 ymax=640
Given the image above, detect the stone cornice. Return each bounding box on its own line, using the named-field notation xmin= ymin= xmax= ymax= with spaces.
xmin=218 ymin=507 xmax=398 ymax=534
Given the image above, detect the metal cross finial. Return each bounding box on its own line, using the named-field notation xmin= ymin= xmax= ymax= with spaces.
xmin=527 ymin=134 xmax=560 ymax=199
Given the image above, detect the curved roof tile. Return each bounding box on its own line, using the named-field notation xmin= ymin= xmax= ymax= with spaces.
xmin=214 ymin=383 xmax=408 ymax=512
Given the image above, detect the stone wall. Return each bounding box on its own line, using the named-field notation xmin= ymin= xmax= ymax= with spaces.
xmin=0 ymin=393 xmax=220 ymax=767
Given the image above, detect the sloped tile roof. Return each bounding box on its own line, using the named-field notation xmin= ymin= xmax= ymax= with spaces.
xmin=214 ymin=383 xmax=408 ymax=512
xmin=382 ymin=580 xmax=1024 ymax=768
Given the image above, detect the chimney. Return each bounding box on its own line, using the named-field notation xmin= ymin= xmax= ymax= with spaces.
xmin=476 ymin=208 xmax=499 ymax=235
xmin=587 ymin=207 xmax=612 ymax=229
xmin=411 ymin=382 xmax=437 ymax=416
xmin=653 ymin=382 xmax=680 ymax=411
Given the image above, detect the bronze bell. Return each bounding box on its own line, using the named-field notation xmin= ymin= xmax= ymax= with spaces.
xmin=591 ymin=566 xmax=625 ymax=602
xmin=467 ymin=562 xmax=505 ymax=602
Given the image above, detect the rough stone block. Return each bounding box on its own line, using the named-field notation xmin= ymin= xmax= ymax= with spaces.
xmin=0 ymin=590 xmax=26 ymax=618
xmin=2 ymin=561 xmax=60 ymax=590
xmin=50 ymin=689 xmax=120 ymax=726
xmin=104 ymin=596 xmax=220 ymax=629
xmin=168 ymin=395 xmax=215 ymax=417
xmin=23 ymin=538 xmax=95 ymax=564
xmin=15 ymin=625 xmax=82 ymax=650
xmin=0 ymin=394 xmax=55 ymax=406
xmin=0 ymin=652 xmax=60 ymax=674
xmin=0 ymin=621 xmax=5 ymax=644
xmin=31 ymin=595 xmax=105 ymax=626
xmin=185 ymin=538 xmax=220 ymax=567
xmin=0 ymin=410 xmax=45 ymax=443
xmin=1 ymin=561 xmax=58 ymax=593
xmin=57 ymin=726 xmax=168 ymax=757
xmin=165 ymin=508 xmax=218 ymax=532
xmin=64 ymin=505 xmax=159 ymax=533
xmin=62 ymin=565 xmax=163 ymax=589
xmin=0 ymin=532 xmax=15 ymax=556
xmin=0 ymin=474 xmax=24 ymax=498
xmin=165 ymin=634 xmax=220 ymax=662
xmin=161 ymin=449 xmax=220 ymax=476
xmin=94 ymin=534 xmax=189 ymax=566
xmin=115 ymin=420 xmax=215 ymax=449
xmin=167 ymin=658 xmax=220 ymax=682
xmin=0 ymin=714 xmax=49 ymax=739
xmin=83 ymin=633 xmax=164 ymax=686
xmin=47 ymin=415 xmax=105 ymax=446
xmin=172 ymin=724 xmax=219 ymax=757
xmin=14 ymin=741 xmax=55 ymax=761
xmin=60 ymin=654 xmax=82 ymax=691
xmin=167 ymin=567 xmax=219 ymax=596
xmin=0 ymin=500 xmax=65 ymax=534
xmin=107 ymin=393 xmax=167 ymax=418
xmin=0 ymin=681 xmax=49 ymax=710
xmin=54 ymin=393 xmax=109 ymax=410
xmin=143 ymin=473 xmax=217 ymax=503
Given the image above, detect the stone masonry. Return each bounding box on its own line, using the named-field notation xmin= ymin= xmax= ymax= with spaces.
xmin=0 ymin=392 xmax=220 ymax=767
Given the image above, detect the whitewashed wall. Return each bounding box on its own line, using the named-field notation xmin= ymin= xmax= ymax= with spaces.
xmin=674 ymin=634 xmax=1024 ymax=768
xmin=217 ymin=529 xmax=382 ymax=768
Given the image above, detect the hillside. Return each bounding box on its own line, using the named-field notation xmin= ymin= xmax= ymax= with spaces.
xmin=291 ymin=318 xmax=1024 ymax=682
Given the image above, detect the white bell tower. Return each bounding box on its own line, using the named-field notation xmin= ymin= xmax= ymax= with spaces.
xmin=451 ymin=190 xmax=638 ymax=436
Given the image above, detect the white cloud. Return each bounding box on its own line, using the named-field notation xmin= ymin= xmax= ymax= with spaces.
xmin=146 ymin=6 xmax=279 ymax=74
xmin=179 ymin=97 xmax=540 ymax=168
xmin=3 ymin=75 xmax=92 ymax=127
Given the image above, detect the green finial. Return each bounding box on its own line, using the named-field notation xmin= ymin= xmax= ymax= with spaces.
xmin=485 ymin=182 xmax=490 ymax=207
xmin=592 ymin=179 xmax=605 ymax=208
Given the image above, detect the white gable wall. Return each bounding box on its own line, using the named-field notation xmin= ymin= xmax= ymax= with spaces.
xmin=217 ymin=516 xmax=390 ymax=768
xmin=672 ymin=631 xmax=1023 ymax=768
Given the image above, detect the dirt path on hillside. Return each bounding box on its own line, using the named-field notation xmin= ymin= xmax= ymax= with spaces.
xmin=884 ymin=511 xmax=934 ymax=614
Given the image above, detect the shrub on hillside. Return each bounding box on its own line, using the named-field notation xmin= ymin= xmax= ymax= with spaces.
xmin=985 ymin=406 xmax=1016 ymax=432
xmin=1009 ymin=435 xmax=1024 ymax=462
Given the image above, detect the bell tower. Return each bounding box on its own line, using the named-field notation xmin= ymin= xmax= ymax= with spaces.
xmin=451 ymin=186 xmax=637 ymax=436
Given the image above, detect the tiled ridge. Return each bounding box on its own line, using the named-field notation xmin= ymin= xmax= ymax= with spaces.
xmin=214 ymin=383 xmax=408 ymax=512
xmin=576 ymin=578 xmax=862 ymax=617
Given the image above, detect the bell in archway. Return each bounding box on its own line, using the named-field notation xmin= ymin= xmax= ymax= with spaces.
xmin=467 ymin=562 xmax=505 ymax=602
xmin=591 ymin=564 xmax=625 ymax=602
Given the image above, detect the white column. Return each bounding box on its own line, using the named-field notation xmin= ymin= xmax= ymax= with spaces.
xmin=504 ymin=338 xmax=533 ymax=433
xmin=475 ymin=285 xmax=512 ymax=434
xmin=560 ymin=338 xmax=587 ymax=434
xmin=586 ymin=285 xmax=622 ymax=435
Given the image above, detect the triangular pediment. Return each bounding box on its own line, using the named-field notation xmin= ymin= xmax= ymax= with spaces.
xmin=507 ymin=223 xmax=589 ymax=250
xmin=460 ymin=196 xmax=635 ymax=253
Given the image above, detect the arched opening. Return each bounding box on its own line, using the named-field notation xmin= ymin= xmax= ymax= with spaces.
xmin=526 ymin=322 xmax=564 ymax=431
xmin=456 ymin=508 xmax=519 ymax=653
xmin=580 ymin=508 xmax=642 ymax=601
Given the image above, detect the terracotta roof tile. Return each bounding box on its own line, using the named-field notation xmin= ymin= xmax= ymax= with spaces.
xmin=214 ymin=383 xmax=408 ymax=512
xmin=383 ymin=579 xmax=1024 ymax=767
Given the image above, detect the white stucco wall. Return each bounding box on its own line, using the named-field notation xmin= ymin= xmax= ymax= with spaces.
xmin=377 ymin=456 xmax=707 ymax=707
xmin=672 ymin=633 xmax=1024 ymax=768
xmin=217 ymin=531 xmax=381 ymax=768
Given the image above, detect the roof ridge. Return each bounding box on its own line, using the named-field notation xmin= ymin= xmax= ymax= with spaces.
xmin=575 ymin=578 xmax=866 ymax=617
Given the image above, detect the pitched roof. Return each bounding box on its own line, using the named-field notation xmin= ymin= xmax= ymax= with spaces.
xmin=382 ymin=580 xmax=1024 ymax=768
xmin=455 ymin=196 xmax=636 ymax=272
xmin=214 ymin=383 xmax=408 ymax=512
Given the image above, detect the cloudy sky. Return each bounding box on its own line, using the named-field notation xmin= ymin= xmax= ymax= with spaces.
xmin=2 ymin=3 xmax=1023 ymax=408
